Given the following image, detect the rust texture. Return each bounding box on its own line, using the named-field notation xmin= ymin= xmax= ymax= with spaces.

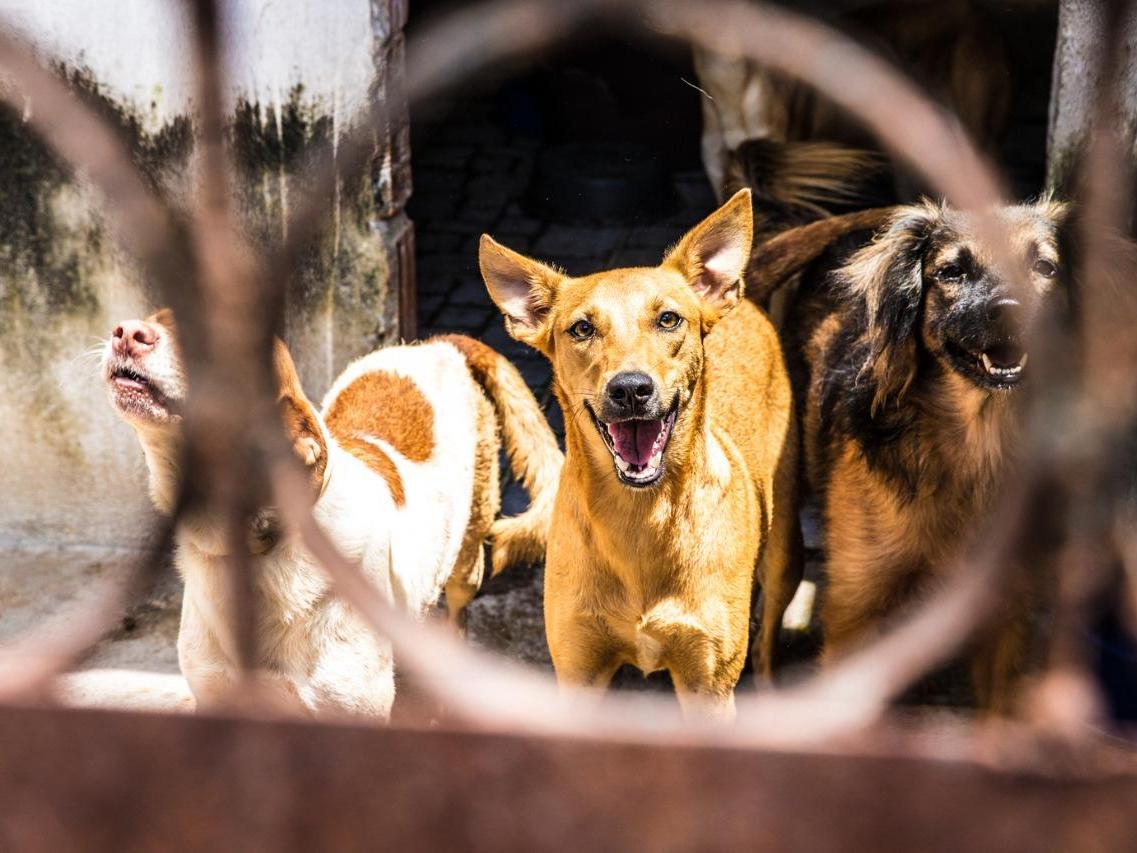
xmin=0 ymin=0 xmax=1135 ymax=846
xmin=0 ymin=705 xmax=1134 ymax=853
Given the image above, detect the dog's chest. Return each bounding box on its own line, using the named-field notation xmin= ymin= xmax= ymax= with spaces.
xmin=580 ymin=545 xmax=722 ymax=674
xmin=178 ymin=542 xmax=329 ymax=667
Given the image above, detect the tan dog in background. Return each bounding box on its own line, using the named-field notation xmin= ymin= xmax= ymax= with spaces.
xmin=102 ymin=309 xmax=560 ymax=719
xmin=480 ymin=190 xmax=801 ymax=716
xmin=694 ymin=0 xmax=1011 ymax=201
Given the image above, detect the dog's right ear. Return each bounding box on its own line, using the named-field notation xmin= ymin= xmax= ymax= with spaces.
xmin=479 ymin=235 xmax=564 ymax=349
xmin=839 ymin=202 xmax=938 ymax=413
xmin=273 ymin=340 xmax=328 ymax=494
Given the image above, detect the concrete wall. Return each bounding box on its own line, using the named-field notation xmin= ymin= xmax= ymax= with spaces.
xmin=1047 ymin=0 xmax=1137 ymax=196
xmin=0 ymin=0 xmax=411 ymax=550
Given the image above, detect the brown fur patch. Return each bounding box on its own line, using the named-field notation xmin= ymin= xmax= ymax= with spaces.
xmin=325 ymin=371 xmax=435 ymax=463
xmin=745 ymin=207 xmax=895 ymax=305
xmin=337 ymin=436 xmax=406 ymax=506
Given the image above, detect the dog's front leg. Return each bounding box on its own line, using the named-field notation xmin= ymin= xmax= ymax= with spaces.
xmin=547 ymin=615 xmax=622 ymax=691
xmin=176 ymin=596 xmax=236 ymax=710
xmin=672 ymin=676 xmax=737 ymax=721
xmin=662 ymin=622 xmax=743 ymax=721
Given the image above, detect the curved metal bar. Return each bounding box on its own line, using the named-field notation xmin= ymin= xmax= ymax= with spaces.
xmin=0 ymin=0 xmax=1124 ymax=748
xmin=259 ymin=0 xmax=1029 ymax=738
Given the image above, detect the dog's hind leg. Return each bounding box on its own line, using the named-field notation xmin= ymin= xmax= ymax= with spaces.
xmin=753 ymin=522 xmax=804 ymax=681
xmin=444 ymin=390 xmax=500 ymax=633
xmin=444 ymin=546 xmax=483 ymax=635
xmin=971 ymin=610 xmax=1032 ymax=715
xmin=752 ymin=475 xmax=805 ymax=681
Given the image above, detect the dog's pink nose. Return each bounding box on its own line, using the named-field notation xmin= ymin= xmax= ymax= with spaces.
xmin=112 ymin=319 xmax=158 ymax=356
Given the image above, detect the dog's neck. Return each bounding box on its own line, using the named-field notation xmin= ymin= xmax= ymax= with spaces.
xmin=917 ymin=370 xmax=1020 ymax=498
xmin=132 ymin=422 xmax=184 ymax=517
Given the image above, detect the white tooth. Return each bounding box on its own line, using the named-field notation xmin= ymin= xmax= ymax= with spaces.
xmin=615 ymin=456 xmax=630 ymax=473
xmin=980 ymin=352 xmax=994 ymax=373
xmin=1018 ymin=353 xmax=1029 ymax=368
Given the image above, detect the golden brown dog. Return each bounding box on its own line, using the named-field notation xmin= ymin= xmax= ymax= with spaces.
xmin=479 ymin=190 xmax=801 ymax=716
xmin=785 ymin=198 xmax=1070 ymax=712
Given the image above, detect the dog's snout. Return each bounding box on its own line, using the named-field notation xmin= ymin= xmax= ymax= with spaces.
xmin=112 ymin=320 xmax=158 ymax=356
xmin=986 ymin=297 xmax=1022 ymax=330
xmin=606 ymin=371 xmax=655 ymax=413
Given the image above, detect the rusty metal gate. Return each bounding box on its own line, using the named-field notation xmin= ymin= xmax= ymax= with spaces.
xmin=0 ymin=1 xmax=1135 ymax=850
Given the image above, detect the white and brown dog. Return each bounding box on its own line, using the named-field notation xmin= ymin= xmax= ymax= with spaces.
xmin=102 ymin=309 xmax=561 ymax=719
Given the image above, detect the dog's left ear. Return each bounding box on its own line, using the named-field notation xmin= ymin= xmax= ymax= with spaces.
xmin=664 ymin=188 xmax=754 ymax=327
xmin=273 ymin=340 xmax=328 ymax=495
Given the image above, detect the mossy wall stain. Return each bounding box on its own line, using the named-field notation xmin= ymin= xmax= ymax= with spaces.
xmin=0 ymin=66 xmax=402 ymax=547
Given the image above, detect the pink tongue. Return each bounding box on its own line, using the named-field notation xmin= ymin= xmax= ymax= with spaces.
xmin=608 ymin=419 xmax=663 ymax=467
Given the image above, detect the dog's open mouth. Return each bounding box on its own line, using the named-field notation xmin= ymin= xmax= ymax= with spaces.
xmin=108 ymin=364 xmax=180 ymax=420
xmin=951 ymin=340 xmax=1028 ymax=389
xmin=590 ymin=400 xmax=678 ymax=487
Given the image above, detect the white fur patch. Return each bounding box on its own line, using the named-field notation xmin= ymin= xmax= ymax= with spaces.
xmin=781 ymin=580 xmax=816 ymax=632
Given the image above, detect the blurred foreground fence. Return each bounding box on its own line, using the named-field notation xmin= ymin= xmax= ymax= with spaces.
xmin=0 ymin=0 xmax=1136 ymax=849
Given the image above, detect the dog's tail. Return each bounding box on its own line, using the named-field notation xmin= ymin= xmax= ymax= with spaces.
xmin=725 ymin=138 xmax=887 ymax=241
xmin=439 ymin=335 xmax=563 ymax=575
xmin=745 ymin=207 xmax=896 ymax=305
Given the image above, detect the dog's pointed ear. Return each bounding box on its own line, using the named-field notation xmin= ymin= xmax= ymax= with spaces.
xmin=479 ymin=235 xmax=564 ymax=348
xmin=664 ymin=188 xmax=753 ymax=326
xmin=273 ymin=339 xmax=328 ymax=493
xmin=839 ymin=203 xmax=937 ymax=412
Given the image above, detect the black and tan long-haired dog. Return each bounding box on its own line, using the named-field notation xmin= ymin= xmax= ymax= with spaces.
xmin=783 ymin=198 xmax=1070 ymax=712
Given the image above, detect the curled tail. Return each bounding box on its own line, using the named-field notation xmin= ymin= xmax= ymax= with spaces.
xmin=438 ymin=335 xmax=563 ymax=575
xmin=745 ymin=206 xmax=896 ymax=305
xmin=725 ymin=138 xmax=888 ymax=241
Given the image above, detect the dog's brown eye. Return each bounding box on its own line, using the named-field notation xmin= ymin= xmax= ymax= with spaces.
xmin=937 ymin=264 xmax=965 ymax=281
xmin=567 ymin=319 xmax=595 ymax=341
xmin=657 ymin=311 xmax=682 ymax=330
xmin=1032 ymin=259 xmax=1058 ymax=278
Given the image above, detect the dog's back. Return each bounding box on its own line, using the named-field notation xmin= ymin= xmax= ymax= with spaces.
xmin=321 ymin=341 xmax=488 ymax=610
xmin=321 ymin=336 xmax=562 ymax=618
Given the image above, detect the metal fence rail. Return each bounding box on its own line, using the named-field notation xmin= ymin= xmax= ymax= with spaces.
xmin=0 ymin=0 xmax=1135 ymax=846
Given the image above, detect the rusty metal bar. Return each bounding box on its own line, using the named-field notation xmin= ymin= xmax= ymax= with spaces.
xmin=0 ymin=704 xmax=1134 ymax=852
xmin=0 ymin=0 xmax=1131 ymax=767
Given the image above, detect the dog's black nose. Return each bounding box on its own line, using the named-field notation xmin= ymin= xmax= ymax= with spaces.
xmin=606 ymin=371 xmax=655 ymax=412
xmin=987 ymin=297 xmax=1022 ymax=329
